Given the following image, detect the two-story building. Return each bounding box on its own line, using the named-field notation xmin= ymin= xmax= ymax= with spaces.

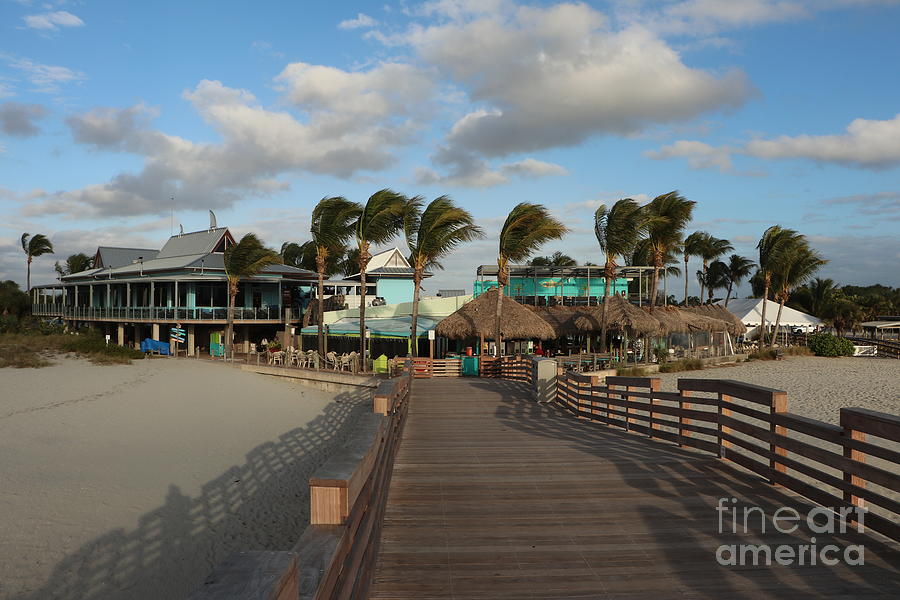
xmin=32 ymin=226 xmax=317 ymax=354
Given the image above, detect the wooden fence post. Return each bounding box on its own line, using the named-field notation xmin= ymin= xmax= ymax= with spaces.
xmin=769 ymin=390 xmax=788 ymax=485
xmin=626 ymin=386 xmax=636 ymax=428
xmin=841 ymin=415 xmax=866 ymax=508
xmin=648 ymin=379 xmax=661 ymax=438
xmin=718 ymin=393 xmax=731 ymax=460
xmin=678 ymin=389 xmax=692 ymax=447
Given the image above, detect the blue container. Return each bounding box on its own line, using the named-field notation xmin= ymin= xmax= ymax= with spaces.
xmin=461 ymin=356 xmax=479 ymax=376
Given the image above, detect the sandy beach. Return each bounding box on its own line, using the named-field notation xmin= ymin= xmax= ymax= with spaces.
xmin=656 ymin=356 xmax=899 ymax=423
xmin=0 ymin=357 xmax=369 ymax=600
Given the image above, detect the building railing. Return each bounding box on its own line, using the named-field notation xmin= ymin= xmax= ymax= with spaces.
xmin=31 ymin=304 xmax=282 ymax=321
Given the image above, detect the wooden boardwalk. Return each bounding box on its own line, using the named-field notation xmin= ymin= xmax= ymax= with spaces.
xmin=370 ymin=378 xmax=900 ymax=599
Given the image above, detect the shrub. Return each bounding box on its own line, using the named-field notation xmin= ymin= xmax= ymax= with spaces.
xmin=616 ymin=366 xmax=648 ymax=377
xmin=807 ymin=333 xmax=854 ymax=357
xmin=653 ymin=347 xmax=668 ymax=364
xmin=658 ymin=358 xmax=705 ymax=373
xmin=747 ymin=349 xmax=777 ymax=361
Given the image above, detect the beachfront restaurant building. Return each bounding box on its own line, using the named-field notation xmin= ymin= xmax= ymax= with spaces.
xmin=474 ymin=264 xmax=656 ymax=306
xmin=31 ymin=227 xmax=317 ymax=355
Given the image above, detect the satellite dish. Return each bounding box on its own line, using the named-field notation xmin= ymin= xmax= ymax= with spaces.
xmin=209 ymin=210 xmax=217 ymax=230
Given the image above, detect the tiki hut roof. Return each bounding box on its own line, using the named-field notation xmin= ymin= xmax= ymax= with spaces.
xmin=684 ymin=305 xmax=747 ymax=335
xmin=644 ymin=306 xmax=689 ymax=334
xmin=528 ymin=306 xmax=595 ymax=337
xmin=678 ymin=309 xmax=729 ymax=332
xmin=436 ymin=288 xmax=556 ymax=340
xmin=576 ymin=294 xmax=660 ymax=336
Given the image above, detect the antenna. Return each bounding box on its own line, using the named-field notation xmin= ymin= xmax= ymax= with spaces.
xmin=209 ymin=210 xmax=217 ymax=230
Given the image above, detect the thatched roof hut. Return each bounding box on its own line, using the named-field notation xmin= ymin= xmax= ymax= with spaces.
xmin=528 ymin=306 xmax=595 ymax=337
xmin=644 ymin=306 xmax=689 ymax=334
xmin=684 ymin=305 xmax=747 ymax=336
xmin=678 ymin=309 xmax=729 ymax=332
xmin=436 ymin=287 xmax=556 ymax=340
xmin=576 ymin=294 xmax=660 ymax=336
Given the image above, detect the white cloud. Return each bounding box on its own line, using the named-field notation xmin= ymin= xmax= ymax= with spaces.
xmin=415 ymin=146 xmax=568 ymax=187
xmin=23 ymin=10 xmax=84 ymax=31
xmin=3 ymin=55 xmax=85 ymax=94
xmin=650 ymin=113 xmax=900 ymax=171
xmin=500 ymin=158 xmax=569 ymax=178
xmin=745 ymin=113 xmax=900 ymax=169
xmin=645 ymin=140 xmax=734 ymax=172
xmin=380 ymin=2 xmax=754 ymax=180
xmin=0 ymin=102 xmax=47 ymax=137
xmin=338 ymin=12 xmax=378 ymax=29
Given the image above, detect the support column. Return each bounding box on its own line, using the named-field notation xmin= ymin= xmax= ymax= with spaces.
xmin=126 ymin=283 xmax=131 ymax=307
xmin=134 ymin=324 xmax=142 ymax=349
xmin=187 ymin=324 xmax=195 ymax=357
xmin=89 ymin=284 xmax=94 ymax=309
xmin=242 ymin=325 xmax=250 ymax=354
xmin=152 ymin=323 xmax=160 ymax=340
xmin=117 ymin=323 xmax=125 ymax=346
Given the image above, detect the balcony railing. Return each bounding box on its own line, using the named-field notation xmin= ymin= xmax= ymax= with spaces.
xmin=31 ymin=304 xmax=283 ymax=321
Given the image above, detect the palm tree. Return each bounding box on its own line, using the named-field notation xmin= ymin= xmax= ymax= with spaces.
xmin=353 ymin=189 xmax=407 ymax=363
xmin=495 ymin=203 xmax=567 ymax=356
xmin=756 ymin=226 xmax=801 ymax=344
xmin=530 ymin=251 xmax=577 ymax=266
xmin=723 ymin=254 xmax=755 ymax=307
xmin=642 ymin=192 xmax=695 ymax=310
xmin=700 ymin=260 xmax=729 ymax=303
xmin=310 ymin=197 xmax=363 ymax=360
xmin=805 ymin=277 xmax=838 ymax=317
xmin=404 ymin=196 xmax=483 ymax=357
xmin=697 ymin=235 xmax=733 ymax=303
xmin=223 ymin=234 xmax=282 ymax=358
xmin=682 ymin=231 xmax=708 ymax=305
xmin=594 ymin=198 xmax=644 ymax=350
xmin=769 ymin=240 xmax=827 ymax=347
xmin=54 ymin=253 xmax=93 ymax=278
xmin=21 ymin=233 xmax=54 ymax=294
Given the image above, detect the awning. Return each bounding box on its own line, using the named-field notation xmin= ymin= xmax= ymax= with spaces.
xmin=300 ymin=316 xmax=440 ymax=338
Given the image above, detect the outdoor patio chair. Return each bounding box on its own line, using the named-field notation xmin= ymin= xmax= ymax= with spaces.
xmin=272 ymin=351 xmax=284 ymax=365
xmin=326 ymin=351 xmax=338 ymax=369
xmin=338 ymin=353 xmax=353 ymax=371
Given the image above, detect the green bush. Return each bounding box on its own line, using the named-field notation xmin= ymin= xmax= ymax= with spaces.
xmin=616 ymin=366 xmax=648 ymax=377
xmin=747 ymin=349 xmax=777 ymax=361
xmin=658 ymin=358 xmax=705 ymax=373
xmin=807 ymin=333 xmax=854 ymax=357
xmin=653 ymin=347 xmax=668 ymax=364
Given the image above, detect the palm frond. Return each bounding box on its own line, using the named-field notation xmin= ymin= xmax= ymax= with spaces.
xmin=499 ymin=203 xmax=568 ymax=263
xmin=224 ymin=233 xmax=282 ymax=279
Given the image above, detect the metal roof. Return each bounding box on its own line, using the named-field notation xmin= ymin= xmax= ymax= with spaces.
xmin=96 ymin=247 xmax=159 ymax=268
xmin=157 ymin=228 xmax=230 ymax=258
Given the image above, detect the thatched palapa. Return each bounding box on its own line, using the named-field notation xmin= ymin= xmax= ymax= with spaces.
xmin=436 ymin=287 xmax=555 ymax=340
xmin=677 ymin=309 xmax=729 ymax=332
xmin=684 ymin=305 xmax=747 ymax=336
xmin=644 ymin=306 xmax=688 ymax=334
xmin=575 ymin=294 xmax=660 ymax=336
xmin=528 ymin=306 xmax=595 ymax=337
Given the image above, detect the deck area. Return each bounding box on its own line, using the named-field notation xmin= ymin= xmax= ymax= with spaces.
xmin=370 ymin=378 xmax=900 ymax=599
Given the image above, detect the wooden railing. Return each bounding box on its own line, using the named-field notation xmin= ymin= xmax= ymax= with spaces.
xmin=479 ymin=356 xmax=534 ymax=384
xmin=845 ymin=336 xmax=900 ymax=358
xmin=188 ymin=370 xmax=412 ymax=600
xmin=552 ymin=371 xmax=900 ymax=543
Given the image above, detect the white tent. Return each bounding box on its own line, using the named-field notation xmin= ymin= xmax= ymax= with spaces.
xmin=720 ymin=298 xmax=822 ymax=335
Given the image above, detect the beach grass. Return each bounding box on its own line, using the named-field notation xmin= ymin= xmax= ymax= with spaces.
xmin=657 ymin=358 xmax=705 ymax=373
xmin=0 ymin=332 xmax=144 ymax=368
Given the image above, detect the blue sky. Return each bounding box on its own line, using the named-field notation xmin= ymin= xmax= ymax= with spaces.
xmin=1 ymin=0 xmax=899 ymax=298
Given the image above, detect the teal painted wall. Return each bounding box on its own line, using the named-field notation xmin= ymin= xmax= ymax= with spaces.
xmin=473 ymin=276 xmax=628 ymax=297
xmin=377 ymin=279 xmax=415 ymax=305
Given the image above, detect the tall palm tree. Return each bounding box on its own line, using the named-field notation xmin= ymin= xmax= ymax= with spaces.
xmin=21 ymin=233 xmax=54 ymax=294
xmin=682 ymin=231 xmax=708 ymax=305
xmin=642 ymin=192 xmax=695 ymax=310
xmin=700 ymin=260 xmax=729 ymax=303
xmin=723 ymin=254 xmax=755 ymax=307
xmin=697 ymin=235 xmax=733 ymax=303
xmin=769 ymin=240 xmax=827 ymax=347
xmin=530 ymin=251 xmax=577 ymax=266
xmin=353 ymin=189 xmax=407 ymax=362
xmin=223 ymin=234 xmax=282 ymax=358
xmin=495 ymin=203 xmax=567 ymax=356
xmin=54 ymin=253 xmax=93 ymax=278
xmin=404 ymin=196 xmax=483 ymax=357
xmin=805 ymin=277 xmax=838 ymax=317
xmin=756 ymin=226 xmax=801 ymax=344
xmin=594 ymin=198 xmax=644 ymax=350
xmin=310 ymin=197 xmax=362 ymax=361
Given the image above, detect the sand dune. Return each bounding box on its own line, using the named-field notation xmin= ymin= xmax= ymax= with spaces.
xmin=0 ymin=356 xmax=369 ymax=600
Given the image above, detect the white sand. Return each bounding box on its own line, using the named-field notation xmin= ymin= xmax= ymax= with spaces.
xmin=655 ymin=356 xmax=899 ymax=424
xmin=0 ymin=356 xmax=370 ymax=600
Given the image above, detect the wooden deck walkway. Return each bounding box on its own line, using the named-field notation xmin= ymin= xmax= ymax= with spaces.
xmin=370 ymin=378 xmax=900 ymax=599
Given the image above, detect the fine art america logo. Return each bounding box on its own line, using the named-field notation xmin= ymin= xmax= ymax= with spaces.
xmin=715 ymin=497 xmax=867 ymax=566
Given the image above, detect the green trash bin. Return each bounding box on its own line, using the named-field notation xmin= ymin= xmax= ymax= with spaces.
xmin=373 ymin=354 xmax=389 ymax=374
xmin=461 ymin=356 xmax=479 ymax=376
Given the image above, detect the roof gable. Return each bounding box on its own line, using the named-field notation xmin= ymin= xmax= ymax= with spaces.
xmin=157 ymin=227 xmax=233 ymax=259
xmin=367 ymin=247 xmax=410 ymax=270
xmin=94 ymin=247 xmax=159 ymax=269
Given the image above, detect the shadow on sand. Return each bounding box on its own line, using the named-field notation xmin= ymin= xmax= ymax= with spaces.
xmin=17 ymin=386 xmax=372 ymax=600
